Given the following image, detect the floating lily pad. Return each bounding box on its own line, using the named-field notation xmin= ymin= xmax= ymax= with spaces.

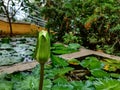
xmin=17 ymin=44 xmax=29 ymax=48
xmin=0 ymin=44 xmax=12 ymax=49
xmin=0 ymin=56 xmax=22 ymax=66
xmin=0 ymin=50 xmax=11 ymax=56
xmin=19 ymin=50 xmax=33 ymax=56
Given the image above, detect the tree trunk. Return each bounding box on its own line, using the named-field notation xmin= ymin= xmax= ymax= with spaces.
xmin=1 ymin=0 xmax=13 ymax=36
xmin=8 ymin=17 xmax=13 ymax=36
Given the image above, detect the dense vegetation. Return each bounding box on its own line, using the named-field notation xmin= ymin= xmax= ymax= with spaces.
xmin=0 ymin=0 xmax=120 ymax=90
xmin=40 ymin=0 xmax=120 ymax=54
xmin=1 ymin=38 xmax=120 ymax=90
xmin=1 ymin=54 xmax=120 ymax=90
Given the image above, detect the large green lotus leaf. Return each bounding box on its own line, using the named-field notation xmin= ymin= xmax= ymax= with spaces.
xmin=13 ymin=46 xmax=33 ymax=55
xmin=0 ymin=44 xmax=12 ymax=49
xmin=13 ymin=47 xmax=25 ymax=52
xmin=12 ymin=52 xmax=21 ymax=56
xmin=80 ymin=57 xmax=104 ymax=70
xmin=10 ymin=41 xmax=20 ymax=46
xmin=17 ymin=44 xmax=29 ymax=48
xmin=0 ymin=56 xmax=22 ymax=66
xmin=52 ymin=43 xmax=77 ymax=55
xmin=11 ymin=37 xmax=24 ymax=41
xmin=25 ymin=37 xmax=36 ymax=42
xmin=14 ymin=41 xmax=21 ymax=44
xmin=20 ymin=50 xmax=33 ymax=55
xmin=0 ymin=50 xmax=11 ymax=55
xmin=90 ymin=69 xmax=110 ymax=78
xmin=52 ymin=48 xmax=77 ymax=55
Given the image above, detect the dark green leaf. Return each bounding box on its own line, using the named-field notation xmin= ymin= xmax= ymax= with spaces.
xmin=90 ymin=69 xmax=110 ymax=78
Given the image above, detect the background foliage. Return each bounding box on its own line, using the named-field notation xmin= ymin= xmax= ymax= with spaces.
xmin=40 ymin=0 xmax=120 ymax=54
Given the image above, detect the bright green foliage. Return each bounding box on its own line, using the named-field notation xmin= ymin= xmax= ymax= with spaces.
xmin=1 ymin=35 xmax=120 ymax=90
xmin=52 ymin=85 xmax=73 ymax=90
xmin=42 ymin=79 xmax=52 ymax=90
xmin=14 ymin=76 xmax=39 ymax=90
xmin=0 ymin=81 xmax=13 ymax=90
xmin=102 ymin=59 xmax=120 ymax=71
xmin=68 ymin=43 xmax=80 ymax=50
xmin=80 ymin=57 xmax=104 ymax=70
xmin=51 ymin=43 xmax=80 ymax=55
xmin=51 ymin=67 xmax=74 ymax=76
xmin=51 ymin=55 xmax=69 ymax=67
xmin=40 ymin=0 xmax=120 ymax=53
xmin=53 ymin=77 xmax=68 ymax=84
xmin=94 ymin=78 xmax=120 ymax=90
xmin=52 ymin=77 xmax=73 ymax=90
xmin=1 ymin=55 xmax=120 ymax=89
xmin=62 ymin=32 xmax=82 ymax=44
xmin=80 ymin=57 xmax=110 ymax=78
xmin=70 ymin=80 xmax=94 ymax=90
xmin=13 ymin=76 xmax=52 ymax=90
xmin=68 ymin=58 xmax=81 ymax=65
xmin=90 ymin=69 xmax=110 ymax=78
xmin=110 ymin=73 xmax=120 ymax=78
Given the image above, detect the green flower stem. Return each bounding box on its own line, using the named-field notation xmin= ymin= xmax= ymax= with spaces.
xmin=39 ymin=63 xmax=45 ymax=90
